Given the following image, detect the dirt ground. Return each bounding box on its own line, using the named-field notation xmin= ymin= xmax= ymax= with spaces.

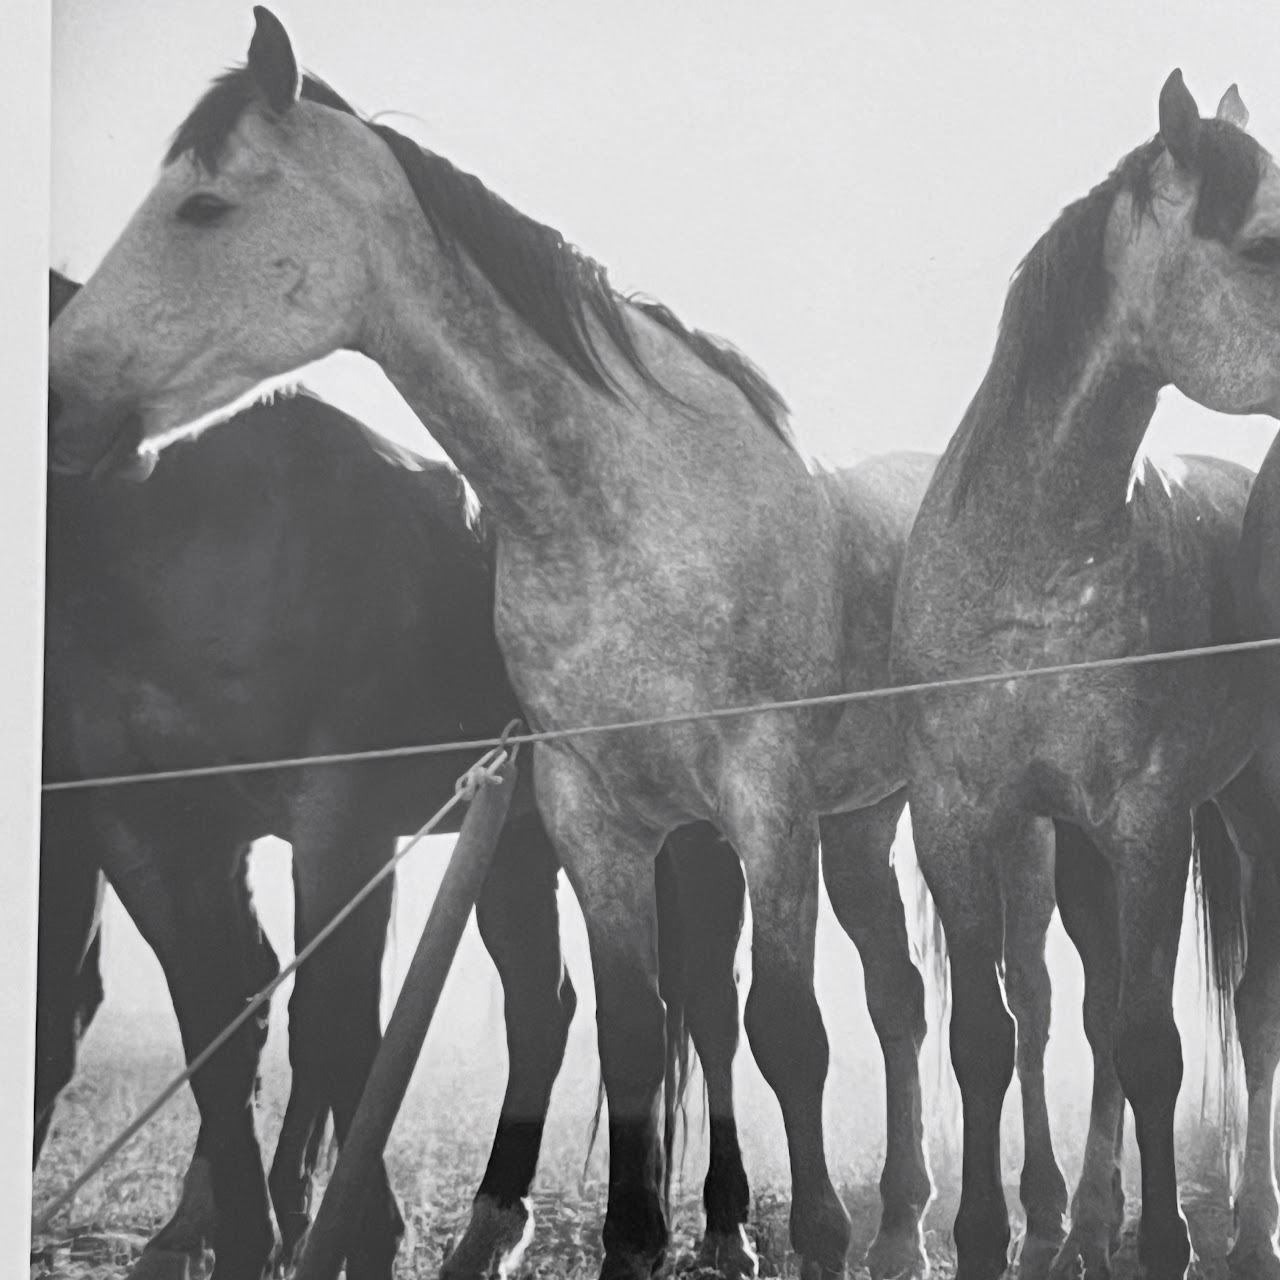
xmin=30 ymin=1009 xmax=1243 ymax=1280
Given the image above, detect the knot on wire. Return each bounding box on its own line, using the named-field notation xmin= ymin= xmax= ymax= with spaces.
xmin=453 ymin=721 xmax=525 ymax=802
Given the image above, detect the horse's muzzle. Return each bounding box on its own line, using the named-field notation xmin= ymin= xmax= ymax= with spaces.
xmin=47 ymin=391 xmax=151 ymax=481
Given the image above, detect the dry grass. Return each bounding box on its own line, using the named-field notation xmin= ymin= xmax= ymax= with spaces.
xmin=31 ymin=1001 xmax=1242 ymax=1280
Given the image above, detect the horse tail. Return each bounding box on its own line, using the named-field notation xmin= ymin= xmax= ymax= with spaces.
xmin=1191 ymin=799 xmax=1245 ymax=1166
xmin=911 ymin=856 xmax=962 ymax=1178
xmin=580 ymin=846 xmax=696 ymax=1207
xmin=655 ymin=844 xmax=693 ymax=1212
xmin=582 ymin=1072 xmax=606 ymax=1183
xmin=914 ymin=865 xmax=951 ymax=1091
xmin=383 ymin=855 xmax=399 ymax=1027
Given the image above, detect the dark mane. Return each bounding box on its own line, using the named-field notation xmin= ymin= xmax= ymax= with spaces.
xmin=167 ymin=66 xmax=798 ymax=453
xmin=166 ymin=67 xmax=357 ymax=170
xmin=628 ymin=297 xmax=795 ymax=447
xmin=944 ymin=123 xmax=1264 ymax=515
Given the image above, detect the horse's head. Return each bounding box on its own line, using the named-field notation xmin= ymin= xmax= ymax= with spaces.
xmin=47 ymin=8 xmax=403 ymax=475
xmin=49 ymin=269 xmax=80 ymax=324
xmin=1112 ymin=72 xmax=1280 ymax=419
xmin=48 ymin=269 xmax=157 ymax=481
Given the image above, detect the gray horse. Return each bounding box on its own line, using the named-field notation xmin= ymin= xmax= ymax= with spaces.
xmin=891 ymin=74 xmax=1280 ymax=1280
xmin=45 ymin=11 xmax=942 ymax=1278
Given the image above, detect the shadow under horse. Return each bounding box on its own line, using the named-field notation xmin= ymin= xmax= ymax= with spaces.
xmin=40 ymin=274 xmax=752 ymax=1280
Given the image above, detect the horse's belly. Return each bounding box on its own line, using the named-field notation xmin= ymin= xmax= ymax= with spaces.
xmin=812 ymin=700 xmax=906 ymax=812
xmin=905 ymin=661 xmax=1255 ymax=824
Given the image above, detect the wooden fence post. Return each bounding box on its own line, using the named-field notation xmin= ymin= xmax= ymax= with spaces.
xmin=294 ymin=757 xmax=518 ymax=1280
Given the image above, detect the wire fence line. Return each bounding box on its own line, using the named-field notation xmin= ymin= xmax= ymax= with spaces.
xmin=42 ymin=634 xmax=1280 ymax=795
xmin=33 ymin=635 xmax=1280 ymax=1227
xmin=31 ymin=742 xmax=515 ymax=1233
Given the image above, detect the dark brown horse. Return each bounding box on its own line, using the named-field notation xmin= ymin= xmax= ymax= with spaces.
xmin=40 ymin=273 xmax=751 ymax=1280
xmin=891 ymin=76 xmax=1280 ymax=1280
xmin=1219 ymin=421 xmax=1280 ymax=1280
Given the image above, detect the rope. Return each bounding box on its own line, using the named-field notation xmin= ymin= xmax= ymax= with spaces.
xmin=30 ymin=739 xmax=514 ymax=1234
xmin=42 ymin=634 xmax=1280 ymax=794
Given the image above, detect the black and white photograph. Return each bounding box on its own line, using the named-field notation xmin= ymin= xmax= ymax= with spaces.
xmin=13 ymin=3 xmax=1280 ymax=1277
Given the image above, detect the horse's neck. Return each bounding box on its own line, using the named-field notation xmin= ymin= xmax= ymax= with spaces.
xmin=369 ymin=257 xmax=611 ymax=538
xmin=368 ymin=251 xmax=773 ymax=544
xmin=957 ymin=327 xmax=1161 ymax=553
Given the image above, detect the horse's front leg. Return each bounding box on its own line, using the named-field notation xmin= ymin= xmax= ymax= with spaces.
xmin=720 ymin=753 xmax=851 ymax=1280
xmin=819 ymin=792 xmax=932 ymax=1280
xmin=442 ymin=812 xmax=579 ymax=1280
xmin=1101 ymin=803 xmax=1195 ymax=1280
xmin=286 ymin=769 xmax=403 ymax=1280
xmin=535 ymin=744 xmax=670 ymax=1280
xmin=1049 ymin=821 xmax=1126 ymax=1280
xmin=999 ymin=820 xmax=1068 ymax=1280
xmin=1216 ymin=764 xmax=1280 ymax=1280
xmin=909 ymin=786 xmax=1025 ymax=1280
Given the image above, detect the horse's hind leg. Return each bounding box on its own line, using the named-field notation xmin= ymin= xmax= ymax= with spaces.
xmin=441 ymin=813 xmax=578 ymax=1280
xmin=1048 ymin=822 xmax=1125 ymax=1280
xmin=722 ymin=761 xmax=851 ymax=1280
xmin=663 ymin=823 xmax=757 ymax=1279
xmin=534 ymin=745 xmax=671 ymax=1280
xmin=819 ymin=792 xmax=931 ymax=1280
xmin=33 ymin=795 xmax=105 ymax=1166
xmin=1000 ymin=824 xmax=1068 ymax=1279
xmin=288 ymin=776 xmax=403 ymax=1280
xmin=267 ymin=840 xmax=332 ymax=1269
xmin=166 ymin=844 xmax=278 ymax=1266
xmin=100 ymin=812 xmax=275 ymax=1280
xmin=1217 ymin=764 xmax=1280 ymax=1279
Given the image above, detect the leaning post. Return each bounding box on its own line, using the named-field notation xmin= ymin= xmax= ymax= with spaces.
xmin=293 ymin=752 xmax=519 ymax=1280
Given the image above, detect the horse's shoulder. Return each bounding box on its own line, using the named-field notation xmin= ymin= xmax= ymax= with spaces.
xmin=1128 ymin=453 xmax=1253 ymax=543
xmin=825 ymin=451 xmax=937 ymax=542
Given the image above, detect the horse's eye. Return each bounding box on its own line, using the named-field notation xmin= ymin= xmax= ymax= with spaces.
xmin=1240 ymin=236 xmax=1280 ymax=267
xmin=176 ymin=193 xmax=233 ymax=226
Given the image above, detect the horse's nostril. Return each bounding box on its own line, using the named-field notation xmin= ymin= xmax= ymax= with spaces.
xmin=47 ymin=388 xmax=63 ymax=428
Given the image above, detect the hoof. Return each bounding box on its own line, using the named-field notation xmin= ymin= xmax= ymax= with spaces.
xmin=1135 ymin=1225 xmax=1193 ymax=1280
xmin=865 ymin=1224 xmax=928 ymax=1280
xmin=1017 ymin=1227 xmax=1066 ymax=1280
xmin=273 ymin=1212 xmax=311 ymax=1276
xmin=600 ymin=1250 xmax=664 ymax=1280
xmin=441 ymin=1194 xmax=534 ymax=1280
xmin=798 ymin=1258 xmax=846 ymax=1280
xmin=952 ymin=1266 xmax=1008 ymax=1280
xmin=952 ymin=1246 xmax=1010 ymax=1280
xmin=1228 ymin=1238 xmax=1280 ymax=1280
xmin=127 ymin=1249 xmax=194 ymax=1280
xmin=147 ymin=1156 xmax=217 ymax=1257
xmin=695 ymin=1228 xmax=760 ymax=1280
xmin=1047 ymin=1226 xmax=1112 ymax=1280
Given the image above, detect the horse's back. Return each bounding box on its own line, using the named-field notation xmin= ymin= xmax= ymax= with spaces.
xmin=46 ymin=391 xmax=512 ymax=807
xmin=821 ymin=452 xmax=937 ymax=676
xmin=1239 ymin=437 xmax=1280 ymax=641
xmin=1130 ymin=454 xmax=1254 ymax=645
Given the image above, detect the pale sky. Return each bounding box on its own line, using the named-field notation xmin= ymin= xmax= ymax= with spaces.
xmin=15 ymin=1 xmax=1280 ymax=1253
xmin=51 ymin=0 xmax=1280 ymax=469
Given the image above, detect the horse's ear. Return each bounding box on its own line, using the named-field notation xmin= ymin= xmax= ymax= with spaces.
xmin=49 ymin=269 xmax=81 ymax=324
xmin=247 ymin=7 xmax=300 ymax=114
xmin=1216 ymin=83 xmax=1249 ymax=130
xmin=1159 ymin=69 xmax=1202 ymax=172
